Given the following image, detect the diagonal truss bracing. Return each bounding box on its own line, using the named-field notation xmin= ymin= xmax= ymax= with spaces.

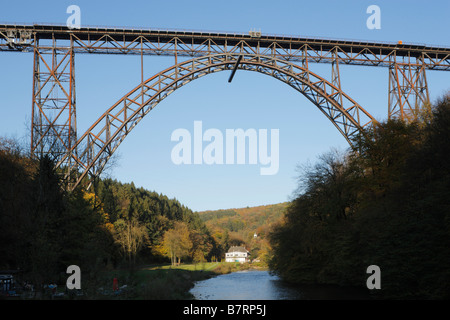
xmin=388 ymin=55 xmax=430 ymax=120
xmin=56 ymin=53 xmax=375 ymax=190
xmin=0 ymin=24 xmax=449 ymax=190
xmin=1 ymin=24 xmax=449 ymax=70
xmin=31 ymin=37 xmax=77 ymax=178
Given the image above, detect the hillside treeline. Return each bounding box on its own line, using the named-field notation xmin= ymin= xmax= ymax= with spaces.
xmin=269 ymin=94 xmax=450 ymax=299
xmin=94 ymin=178 xmax=220 ymax=264
xmin=0 ymin=143 xmax=218 ymax=289
xmin=198 ymin=203 xmax=288 ymax=264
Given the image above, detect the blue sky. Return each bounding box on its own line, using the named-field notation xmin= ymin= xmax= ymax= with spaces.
xmin=1 ymin=0 xmax=449 ymax=211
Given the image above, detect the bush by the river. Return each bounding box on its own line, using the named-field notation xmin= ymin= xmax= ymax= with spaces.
xmin=269 ymin=94 xmax=450 ymax=299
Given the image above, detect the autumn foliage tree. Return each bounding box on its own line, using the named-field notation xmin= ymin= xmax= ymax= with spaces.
xmin=95 ymin=179 xmax=217 ymax=265
xmin=269 ymin=94 xmax=450 ymax=299
xmin=163 ymin=221 xmax=192 ymax=265
xmin=0 ymin=138 xmax=217 ymax=292
xmin=113 ymin=218 xmax=148 ymax=268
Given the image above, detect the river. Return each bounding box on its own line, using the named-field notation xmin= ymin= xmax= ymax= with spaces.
xmin=189 ymin=270 xmax=371 ymax=300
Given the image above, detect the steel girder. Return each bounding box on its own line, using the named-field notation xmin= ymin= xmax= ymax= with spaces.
xmin=1 ymin=24 xmax=450 ymax=71
xmin=388 ymin=56 xmax=430 ymax=120
xmin=31 ymin=39 xmax=77 ymax=178
xmin=2 ymin=24 xmax=446 ymax=189
xmin=56 ymin=53 xmax=376 ymax=190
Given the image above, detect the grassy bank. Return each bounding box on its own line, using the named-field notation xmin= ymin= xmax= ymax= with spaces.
xmin=134 ymin=262 xmax=261 ymax=299
xmin=84 ymin=262 xmax=258 ymax=299
xmin=6 ymin=262 xmax=263 ymax=300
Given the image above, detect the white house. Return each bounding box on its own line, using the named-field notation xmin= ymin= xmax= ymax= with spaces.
xmin=225 ymin=246 xmax=250 ymax=263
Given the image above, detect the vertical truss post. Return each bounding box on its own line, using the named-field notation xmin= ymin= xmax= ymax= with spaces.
xmin=300 ymin=45 xmax=309 ymax=92
xmin=331 ymin=49 xmax=344 ymax=116
xmin=141 ymin=37 xmax=144 ymax=105
xmin=302 ymin=45 xmax=309 ymax=69
xmin=31 ymin=36 xmax=77 ymax=179
xmin=174 ymin=37 xmax=178 ymax=81
xmin=388 ymin=55 xmax=430 ymax=121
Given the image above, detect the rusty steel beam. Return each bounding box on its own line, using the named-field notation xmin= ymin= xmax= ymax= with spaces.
xmin=31 ymin=37 xmax=77 ymax=174
xmin=56 ymin=53 xmax=376 ymax=190
xmin=1 ymin=23 xmax=448 ymax=190
xmin=388 ymin=59 xmax=430 ymax=120
xmin=1 ymin=24 xmax=450 ymax=70
xmin=28 ymin=35 xmax=78 ymax=190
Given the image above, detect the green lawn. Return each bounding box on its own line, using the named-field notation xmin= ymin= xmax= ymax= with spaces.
xmin=14 ymin=261 xmax=262 ymax=300
xmin=49 ymin=262 xmax=257 ymax=300
xmin=146 ymin=262 xmax=220 ymax=272
xmin=98 ymin=262 xmax=256 ymax=299
xmin=90 ymin=262 xmax=224 ymax=299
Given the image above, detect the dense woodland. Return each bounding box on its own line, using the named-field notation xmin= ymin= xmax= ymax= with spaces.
xmin=0 ymin=133 xmax=283 ymax=291
xmin=1 ymin=94 xmax=449 ymax=299
xmin=269 ymin=94 xmax=450 ymax=299
xmin=0 ymin=144 xmax=220 ymax=288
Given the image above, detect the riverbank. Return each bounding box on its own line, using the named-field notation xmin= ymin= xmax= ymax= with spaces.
xmin=93 ymin=262 xmax=261 ymax=299
xmin=2 ymin=262 xmax=266 ymax=300
xmin=134 ymin=262 xmax=264 ymax=299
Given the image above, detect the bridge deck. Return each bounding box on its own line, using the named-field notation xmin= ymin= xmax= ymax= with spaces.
xmin=1 ymin=23 xmax=449 ymax=70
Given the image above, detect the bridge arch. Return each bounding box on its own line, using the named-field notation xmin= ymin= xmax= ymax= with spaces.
xmin=58 ymin=53 xmax=376 ymax=190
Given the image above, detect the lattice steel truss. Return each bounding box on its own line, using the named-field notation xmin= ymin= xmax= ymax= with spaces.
xmin=388 ymin=56 xmax=430 ymax=120
xmin=31 ymin=39 xmax=77 ymax=178
xmin=56 ymin=53 xmax=375 ymax=189
xmin=1 ymin=24 xmax=449 ymax=190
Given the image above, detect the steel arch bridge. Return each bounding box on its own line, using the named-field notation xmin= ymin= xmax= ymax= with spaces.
xmin=1 ymin=24 xmax=450 ymax=190
xmin=58 ymin=53 xmax=375 ymax=189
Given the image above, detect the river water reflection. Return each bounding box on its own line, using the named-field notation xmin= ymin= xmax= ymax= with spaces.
xmin=190 ymin=270 xmax=371 ymax=300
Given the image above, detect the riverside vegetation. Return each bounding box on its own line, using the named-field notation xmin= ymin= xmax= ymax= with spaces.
xmin=0 ymin=143 xmax=222 ymax=298
xmin=269 ymin=94 xmax=450 ymax=299
xmin=1 ymin=94 xmax=448 ymax=299
xmin=0 ymin=136 xmax=264 ymax=299
xmin=91 ymin=262 xmax=252 ymax=300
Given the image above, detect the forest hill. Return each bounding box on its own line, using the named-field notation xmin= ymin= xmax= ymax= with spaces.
xmin=268 ymin=95 xmax=450 ymax=299
xmin=1 ymin=94 xmax=448 ymax=300
xmin=0 ymin=147 xmax=223 ymax=287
